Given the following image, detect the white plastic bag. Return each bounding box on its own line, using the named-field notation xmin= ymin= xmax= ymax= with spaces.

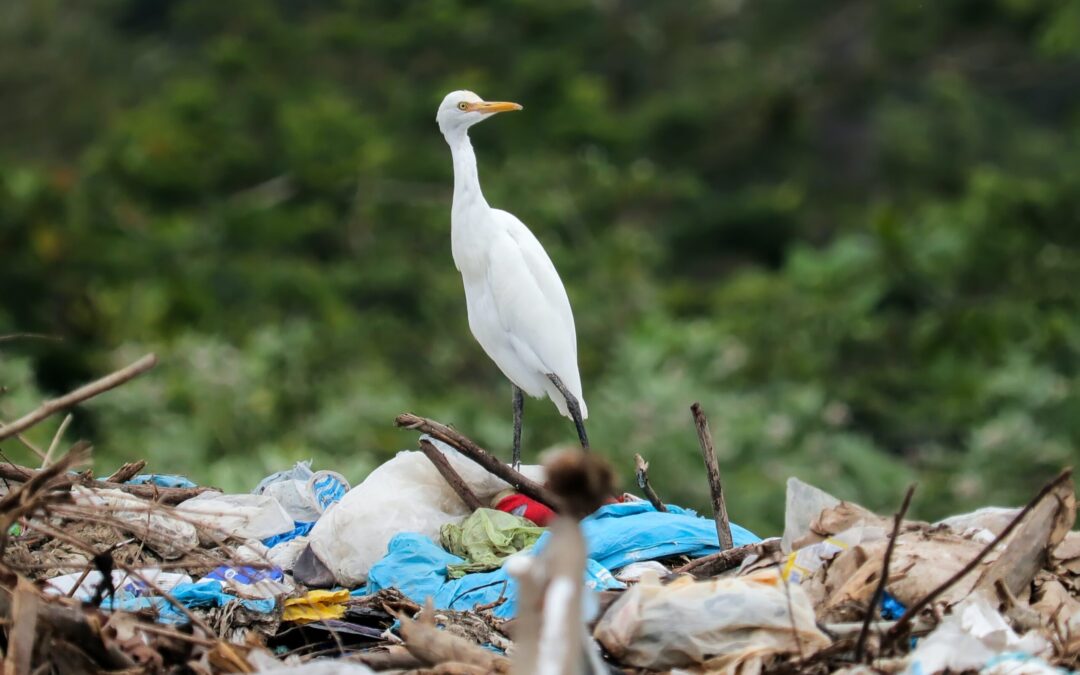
xmin=267 ymin=537 xmax=310 ymax=571
xmin=307 ymin=436 xmax=545 ymax=586
xmin=176 ymin=493 xmax=294 ymax=543
xmin=593 ymin=569 xmax=830 ymax=671
xmin=905 ymin=593 xmax=1052 ymax=674
xmin=254 ymin=461 xmax=350 ymax=522
xmin=43 ymin=568 xmax=191 ymax=602
xmin=71 ymin=486 xmax=199 ymax=559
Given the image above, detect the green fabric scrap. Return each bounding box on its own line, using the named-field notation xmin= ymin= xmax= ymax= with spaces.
xmin=440 ymin=507 xmax=545 ymax=579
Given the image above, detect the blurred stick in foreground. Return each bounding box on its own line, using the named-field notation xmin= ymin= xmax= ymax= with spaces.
xmin=510 ymin=449 xmax=611 ymax=675
xmin=691 ymin=402 xmax=734 ymax=550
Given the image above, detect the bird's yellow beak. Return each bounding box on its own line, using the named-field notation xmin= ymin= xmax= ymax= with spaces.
xmin=465 ymin=101 xmax=523 ymax=114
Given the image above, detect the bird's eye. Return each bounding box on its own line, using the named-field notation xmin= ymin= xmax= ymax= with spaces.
xmin=457 ymin=102 xmax=468 ymax=111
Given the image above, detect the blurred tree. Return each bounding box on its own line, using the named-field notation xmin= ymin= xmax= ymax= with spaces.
xmin=1 ymin=0 xmax=1078 ymax=533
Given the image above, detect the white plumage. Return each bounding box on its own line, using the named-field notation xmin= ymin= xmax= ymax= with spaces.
xmin=436 ymin=90 xmax=588 ymax=460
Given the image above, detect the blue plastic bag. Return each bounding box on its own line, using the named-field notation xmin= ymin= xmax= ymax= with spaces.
xmin=102 ymin=580 xmax=275 ymax=624
xmin=362 ymin=500 xmax=759 ymax=619
xmin=123 ymin=474 xmax=198 ymax=489
xmin=365 ymin=532 xmax=621 ymax=620
xmin=577 ymin=501 xmax=759 ymax=570
xmin=262 ymin=521 xmax=317 ymax=548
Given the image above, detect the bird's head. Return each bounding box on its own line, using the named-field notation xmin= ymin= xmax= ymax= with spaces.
xmin=436 ymin=90 xmax=522 ymax=137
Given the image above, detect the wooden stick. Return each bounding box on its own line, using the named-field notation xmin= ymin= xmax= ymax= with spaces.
xmin=674 ymin=538 xmax=781 ymax=577
xmin=887 ymin=469 xmax=1073 ymax=641
xmin=419 ymin=439 xmax=483 ymax=510
xmin=0 ymin=460 xmax=214 ymax=505
xmin=105 ymin=460 xmax=147 ymax=484
xmin=634 ymin=454 xmax=667 ymax=512
xmin=396 ymin=413 xmax=559 ymax=510
xmin=854 ymin=484 xmax=915 ymax=662
xmin=42 ymin=413 xmax=73 ymax=468
xmin=690 ymin=402 xmax=733 ymax=550
xmin=0 ymin=354 xmax=158 ymax=442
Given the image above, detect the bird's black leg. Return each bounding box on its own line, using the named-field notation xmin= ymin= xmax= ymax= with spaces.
xmin=546 ymin=373 xmax=589 ymax=451
xmin=512 ymin=385 xmax=525 ymax=469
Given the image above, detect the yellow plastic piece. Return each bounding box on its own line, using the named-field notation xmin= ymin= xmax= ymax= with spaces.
xmin=282 ymin=589 xmax=351 ymax=623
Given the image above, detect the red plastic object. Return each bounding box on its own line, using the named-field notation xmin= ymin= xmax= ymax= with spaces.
xmin=494 ymin=493 xmax=556 ymax=527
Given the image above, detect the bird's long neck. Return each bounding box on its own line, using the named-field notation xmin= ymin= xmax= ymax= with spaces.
xmin=447 ymin=130 xmax=494 ymax=274
xmin=448 ymin=131 xmax=488 ymax=211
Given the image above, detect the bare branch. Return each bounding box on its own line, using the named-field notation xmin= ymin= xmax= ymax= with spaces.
xmin=420 ymin=439 xmax=483 ymax=510
xmin=855 ymin=483 xmax=916 ymax=662
xmin=0 ymin=354 xmax=158 ymax=442
xmin=634 ymin=454 xmax=667 ymax=512
xmin=396 ymin=413 xmax=559 ymax=510
xmin=690 ymin=402 xmax=733 ymax=550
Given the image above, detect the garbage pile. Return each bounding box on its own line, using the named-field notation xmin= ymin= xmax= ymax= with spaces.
xmin=0 ymin=353 xmax=1077 ymax=675
xmin=1 ymin=425 xmax=1077 ymax=675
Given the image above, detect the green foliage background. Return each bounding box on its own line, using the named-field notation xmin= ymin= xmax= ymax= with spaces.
xmin=2 ymin=0 xmax=1078 ymax=535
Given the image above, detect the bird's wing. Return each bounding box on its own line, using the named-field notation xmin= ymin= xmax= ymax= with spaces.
xmin=492 ymin=209 xmax=577 ymax=340
xmin=485 ymin=209 xmax=585 ymax=410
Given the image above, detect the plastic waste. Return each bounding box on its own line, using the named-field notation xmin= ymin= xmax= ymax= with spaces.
xmin=43 ymin=568 xmax=191 ymax=602
xmin=578 ymin=501 xmax=759 ymax=571
xmin=253 ymin=461 xmax=350 ymax=522
xmin=262 ymin=521 xmax=316 ymax=548
xmin=365 ymin=532 xmax=622 ymax=620
xmin=282 ymin=589 xmax=351 ymax=623
xmin=125 ymin=474 xmax=198 ymax=489
xmin=362 ymin=501 xmax=759 ymax=619
xmin=102 ymin=580 xmax=275 ymax=624
xmin=904 ymin=593 xmax=1053 ymax=675
xmin=71 ymin=485 xmax=199 ymax=559
xmin=198 ymin=564 xmax=294 ymax=600
xmin=440 ymin=507 xmax=545 ymax=578
xmin=614 ymin=561 xmax=669 ymax=582
xmin=492 ymin=490 xmax=555 ymax=526
xmin=781 ymin=525 xmax=885 ymax=583
xmin=267 ymin=536 xmax=311 ymax=572
xmin=253 ymin=660 xmax=376 ymax=674
xmin=980 ymin=653 xmax=1071 ymax=675
xmin=782 ymin=477 xmax=842 ymax=553
xmin=306 ymin=436 xmax=545 ymax=586
xmin=593 ymin=568 xmax=831 ymax=670
xmin=176 ymin=492 xmax=294 ymax=543
xmin=936 ymin=507 xmax=1023 ymax=544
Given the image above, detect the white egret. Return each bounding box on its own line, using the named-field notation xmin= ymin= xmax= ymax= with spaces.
xmin=436 ymin=90 xmax=588 ymax=466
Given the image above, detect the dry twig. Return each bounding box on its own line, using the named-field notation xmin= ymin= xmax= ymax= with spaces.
xmin=41 ymin=414 xmax=73 ymax=468
xmin=0 ymin=354 xmax=157 ymax=442
xmin=634 ymin=454 xmax=667 ymax=512
xmin=854 ymin=484 xmax=915 ymax=662
xmin=690 ymin=402 xmax=733 ymax=550
xmin=396 ymin=413 xmax=559 ymax=509
xmin=419 ymin=439 xmax=483 ymax=510
xmin=0 ymin=459 xmax=214 ymax=504
xmin=674 ymin=538 xmax=782 ymax=577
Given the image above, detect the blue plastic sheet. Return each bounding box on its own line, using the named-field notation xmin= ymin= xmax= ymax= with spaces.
xmin=102 ymin=580 xmax=275 ymax=624
xmin=262 ymin=521 xmax=317 ymax=548
xmin=881 ymin=592 xmax=905 ymax=620
xmin=362 ymin=500 xmax=759 ymax=620
xmin=124 ymin=474 xmax=199 ymax=489
xmin=577 ymin=501 xmax=759 ymax=570
xmin=366 ymin=532 xmax=620 ymax=620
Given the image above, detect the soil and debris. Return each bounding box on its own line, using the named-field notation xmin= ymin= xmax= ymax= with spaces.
xmin=0 ymin=356 xmax=1077 ymax=674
